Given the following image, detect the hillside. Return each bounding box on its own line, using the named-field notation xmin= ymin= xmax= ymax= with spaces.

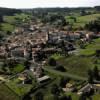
xmin=66 ymin=13 xmax=100 ymax=29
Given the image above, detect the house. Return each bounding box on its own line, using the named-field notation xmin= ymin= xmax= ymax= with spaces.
xmin=10 ymin=46 xmax=29 ymax=59
xmin=93 ymin=84 xmax=100 ymax=93
xmin=11 ymin=48 xmax=25 ymax=57
xmin=85 ymin=32 xmax=96 ymax=40
xmin=18 ymin=73 xmax=27 ymax=84
xmin=30 ymin=63 xmax=43 ymax=78
xmin=42 ymin=47 xmax=57 ymax=55
xmin=37 ymin=75 xmax=50 ymax=83
xmin=18 ymin=72 xmax=32 ymax=84
xmin=14 ymin=27 xmax=24 ymax=34
xmin=77 ymin=84 xmax=93 ymax=95
xmin=62 ymin=83 xmax=74 ymax=92
xmin=0 ymin=46 xmax=6 ymax=58
xmin=96 ymin=32 xmax=100 ymax=38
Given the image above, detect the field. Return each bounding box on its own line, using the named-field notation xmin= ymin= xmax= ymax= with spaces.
xmin=48 ymin=38 xmax=100 ymax=77
xmin=45 ymin=38 xmax=100 ymax=80
xmin=3 ymin=13 xmax=30 ymax=24
xmin=80 ymin=38 xmax=100 ymax=56
xmin=0 ymin=13 xmax=31 ymax=32
xmin=46 ymin=55 xmax=94 ymax=78
xmin=58 ymin=56 xmax=93 ymax=77
xmin=66 ymin=13 xmax=100 ymax=29
xmin=92 ymin=94 xmax=100 ymax=100
xmin=0 ymin=83 xmax=19 ymax=100
xmin=1 ymin=23 xmax=14 ymax=32
xmin=10 ymin=64 xmax=25 ymax=74
xmin=6 ymin=81 xmax=32 ymax=97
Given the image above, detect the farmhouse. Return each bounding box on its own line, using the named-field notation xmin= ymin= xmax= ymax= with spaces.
xmin=62 ymin=83 xmax=74 ymax=92
xmin=37 ymin=75 xmax=50 ymax=83
xmin=77 ymin=84 xmax=93 ymax=95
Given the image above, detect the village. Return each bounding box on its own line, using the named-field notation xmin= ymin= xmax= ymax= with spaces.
xmin=0 ymin=4 xmax=100 ymax=99
xmin=0 ymin=18 xmax=100 ymax=100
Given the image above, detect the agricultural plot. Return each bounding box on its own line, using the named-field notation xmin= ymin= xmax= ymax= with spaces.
xmin=66 ymin=13 xmax=100 ymax=29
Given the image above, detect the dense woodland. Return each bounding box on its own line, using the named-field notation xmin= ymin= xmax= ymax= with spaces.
xmin=0 ymin=7 xmax=21 ymax=16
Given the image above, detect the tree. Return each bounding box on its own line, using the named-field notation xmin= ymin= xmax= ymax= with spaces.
xmin=59 ymin=77 xmax=70 ymax=88
xmin=95 ymin=50 xmax=100 ymax=57
xmin=6 ymin=31 xmax=11 ymax=35
xmin=41 ymin=13 xmax=67 ymax=28
xmin=22 ymin=94 xmax=31 ymax=100
xmin=24 ymin=61 xmax=31 ymax=69
xmin=93 ymin=66 xmax=100 ymax=80
xmin=28 ymin=47 xmax=33 ymax=60
xmin=80 ymin=10 xmax=87 ymax=16
xmin=67 ymin=95 xmax=72 ymax=100
xmin=51 ymin=84 xmax=60 ymax=96
xmin=0 ymin=31 xmax=4 ymax=40
xmin=0 ymin=16 xmax=3 ymax=23
xmin=88 ymin=69 xmax=94 ymax=83
xmin=48 ymin=58 xmax=57 ymax=66
xmin=55 ymin=65 xmax=66 ymax=72
xmin=60 ymin=40 xmax=68 ymax=56
xmin=36 ymin=51 xmax=46 ymax=61
xmin=85 ymin=18 xmax=100 ymax=32
xmin=79 ymin=92 xmax=87 ymax=100
xmin=89 ymin=88 xmax=94 ymax=96
xmin=40 ymin=43 xmax=46 ymax=49
xmin=70 ymin=16 xmax=77 ymax=22
xmin=95 ymin=6 xmax=100 ymax=11
xmin=2 ymin=62 xmax=7 ymax=72
xmin=53 ymin=95 xmax=59 ymax=100
xmin=79 ymin=41 xmax=86 ymax=49
xmin=34 ymin=91 xmax=44 ymax=100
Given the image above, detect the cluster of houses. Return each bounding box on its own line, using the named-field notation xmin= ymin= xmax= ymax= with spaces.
xmin=0 ymin=21 xmax=100 ymax=93
xmin=0 ymin=24 xmax=99 ymax=60
xmin=0 ymin=25 xmax=99 ymax=67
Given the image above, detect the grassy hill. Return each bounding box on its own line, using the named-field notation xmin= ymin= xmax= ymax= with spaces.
xmin=45 ymin=55 xmax=93 ymax=79
xmin=0 ymin=13 xmax=30 ymax=33
xmin=1 ymin=23 xmax=14 ymax=32
xmin=66 ymin=13 xmax=100 ymax=29
xmin=80 ymin=38 xmax=100 ymax=56
xmin=57 ymin=56 xmax=93 ymax=77
xmin=0 ymin=83 xmax=19 ymax=100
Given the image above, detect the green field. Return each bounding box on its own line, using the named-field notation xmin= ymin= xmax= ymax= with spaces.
xmin=80 ymin=38 xmax=100 ymax=56
xmin=46 ymin=55 xmax=94 ymax=78
xmin=92 ymin=94 xmax=100 ymax=100
xmin=47 ymin=38 xmax=100 ymax=78
xmin=0 ymin=13 xmax=31 ymax=32
xmin=0 ymin=83 xmax=19 ymax=100
xmin=66 ymin=14 xmax=100 ymax=29
xmin=1 ymin=23 xmax=15 ymax=32
xmin=50 ymin=53 xmax=63 ymax=60
xmin=10 ymin=64 xmax=25 ymax=74
xmin=59 ymin=56 xmax=93 ymax=76
xmin=6 ymin=81 xmax=32 ymax=96
xmin=3 ymin=13 xmax=30 ymax=24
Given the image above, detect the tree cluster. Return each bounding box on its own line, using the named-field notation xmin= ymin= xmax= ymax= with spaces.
xmin=88 ymin=66 xmax=100 ymax=83
xmin=41 ymin=13 xmax=67 ymax=27
xmin=0 ymin=7 xmax=21 ymax=16
xmin=85 ymin=18 xmax=100 ymax=32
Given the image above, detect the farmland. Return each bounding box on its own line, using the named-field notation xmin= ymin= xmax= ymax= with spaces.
xmin=66 ymin=13 xmax=100 ymax=29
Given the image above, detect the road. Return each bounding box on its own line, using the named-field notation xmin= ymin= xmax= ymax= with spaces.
xmin=43 ymin=67 xmax=87 ymax=81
